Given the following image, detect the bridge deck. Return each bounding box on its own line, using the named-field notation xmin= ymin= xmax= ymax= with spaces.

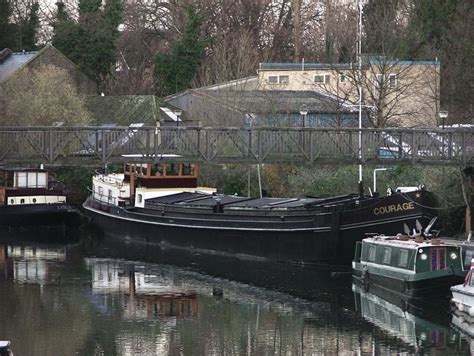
xmin=0 ymin=126 xmax=472 ymax=166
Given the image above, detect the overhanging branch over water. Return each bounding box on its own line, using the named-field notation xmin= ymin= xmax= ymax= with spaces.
xmin=0 ymin=126 xmax=472 ymax=166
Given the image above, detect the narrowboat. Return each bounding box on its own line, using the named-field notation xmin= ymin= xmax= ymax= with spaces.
xmin=83 ymin=158 xmax=437 ymax=264
xmin=352 ymin=234 xmax=464 ymax=296
xmin=451 ymin=259 xmax=474 ymax=316
xmin=0 ymin=167 xmax=80 ymax=228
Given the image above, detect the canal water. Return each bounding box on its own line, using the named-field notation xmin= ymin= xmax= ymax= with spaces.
xmin=0 ymin=229 xmax=472 ymax=355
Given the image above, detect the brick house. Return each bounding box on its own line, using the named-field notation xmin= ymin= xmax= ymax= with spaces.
xmin=0 ymin=44 xmax=97 ymax=94
xmin=257 ymin=57 xmax=441 ymax=128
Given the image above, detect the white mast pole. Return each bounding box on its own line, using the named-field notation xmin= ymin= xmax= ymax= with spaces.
xmin=358 ymin=0 xmax=363 ymax=185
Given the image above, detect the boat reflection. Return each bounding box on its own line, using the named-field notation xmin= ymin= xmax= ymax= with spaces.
xmin=451 ymin=309 xmax=474 ymax=354
xmin=353 ymin=283 xmax=459 ymax=353
xmin=0 ymin=244 xmax=66 ymax=284
xmin=85 ymin=258 xmax=198 ymax=320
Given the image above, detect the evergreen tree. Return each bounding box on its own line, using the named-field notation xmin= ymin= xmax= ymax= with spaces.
xmin=154 ymin=6 xmax=210 ymax=96
xmin=0 ymin=0 xmax=14 ymax=50
xmin=53 ymin=0 xmax=123 ymax=89
xmin=20 ymin=2 xmax=40 ymax=51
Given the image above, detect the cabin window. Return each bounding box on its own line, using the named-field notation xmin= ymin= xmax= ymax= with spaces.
xmin=16 ymin=172 xmax=27 ymax=188
xmin=10 ymin=199 xmax=14 ymax=205
xmin=182 ymin=164 xmax=195 ymax=176
xmin=431 ymin=248 xmax=446 ymax=271
xmin=382 ymin=247 xmax=392 ymax=264
xmin=399 ymin=250 xmax=408 ymax=267
xmin=137 ymin=194 xmax=143 ymax=204
xmin=166 ymin=163 xmax=179 ymax=176
xmin=32 ymin=198 xmax=37 ymax=203
xmin=151 ymin=163 xmax=163 ymax=176
xmin=98 ymin=186 xmax=103 ymax=196
xmin=108 ymin=189 xmax=112 ymax=201
xmin=20 ymin=198 xmax=25 ymax=204
xmin=368 ymin=245 xmax=376 ymax=261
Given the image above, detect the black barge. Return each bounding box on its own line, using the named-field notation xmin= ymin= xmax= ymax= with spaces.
xmin=83 ymin=161 xmax=436 ymax=264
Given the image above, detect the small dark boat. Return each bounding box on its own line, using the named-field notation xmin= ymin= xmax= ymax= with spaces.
xmin=83 ymin=159 xmax=437 ymax=264
xmin=0 ymin=341 xmax=12 ymax=356
xmin=353 ymin=232 xmax=464 ymax=297
xmin=0 ymin=167 xmax=80 ymax=228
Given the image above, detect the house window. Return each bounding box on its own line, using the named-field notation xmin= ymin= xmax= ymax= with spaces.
xmin=389 ymin=74 xmax=397 ymax=88
xmin=368 ymin=245 xmax=376 ymax=261
xmin=399 ymin=249 xmax=409 ymax=267
xmin=375 ymin=74 xmax=384 ymax=89
xmin=279 ymin=75 xmax=289 ymax=84
xmin=314 ymin=74 xmax=330 ymax=84
xmin=383 ymin=247 xmax=392 ymax=264
xmin=339 ymin=74 xmax=346 ymax=83
xmin=268 ymin=75 xmax=278 ymax=84
xmin=375 ymin=73 xmax=397 ymax=89
xmin=268 ymin=75 xmax=289 ymax=84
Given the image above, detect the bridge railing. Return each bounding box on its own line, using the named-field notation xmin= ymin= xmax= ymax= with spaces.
xmin=0 ymin=126 xmax=472 ymax=165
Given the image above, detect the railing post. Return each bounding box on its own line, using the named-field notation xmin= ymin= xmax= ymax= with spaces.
xmin=205 ymin=128 xmax=210 ymax=161
xmin=48 ymin=129 xmax=54 ymax=163
xmin=101 ymin=129 xmax=106 ymax=163
xmin=411 ymin=131 xmax=416 ymax=162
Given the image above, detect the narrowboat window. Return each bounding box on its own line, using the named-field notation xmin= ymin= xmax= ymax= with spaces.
xmin=182 ymin=164 xmax=195 ymax=176
xmin=32 ymin=198 xmax=37 ymax=203
xmin=27 ymin=172 xmax=37 ymax=187
xmin=151 ymin=163 xmax=163 ymax=176
xmin=10 ymin=199 xmax=14 ymax=204
xmin=166 ymin=163 xmax=179 ymax=176
xmin=37 ymin=172 xmax=47 ymax=188
xmin=16 ymin=172 xmax=27 ymax=188
xmin=431 ymin=248 xmax=447 ymax=271
xmin=399 ymin=249 xmax=408 ymax=267
xmin=368 ymin=245 xmax=376 ymax=261
xmin=20 ymin=198 xmax=25 ymax=204
xmin=108 ymin=189 xmax=112 ymax=200
xmin=6 ymin=172 xmax=13 ymax=187
xmin=383 ymin=247 xmax=392 ymax=264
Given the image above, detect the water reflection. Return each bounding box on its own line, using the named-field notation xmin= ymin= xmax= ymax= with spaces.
xmin=0 ymin=244 xmax=66 ymax=284
xmin=353 ymin=284 xmax=464 ymax=354
xmin=85 ymin=259 xmax=198 ymax=320
xmin=0 ymin=232 xmax=471 ymax=355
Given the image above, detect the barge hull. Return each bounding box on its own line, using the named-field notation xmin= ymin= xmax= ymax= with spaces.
xmin=0 ymin=204 xmax=80 ymax=227
xmin=84 ymin=199 xmax=433 ymax=264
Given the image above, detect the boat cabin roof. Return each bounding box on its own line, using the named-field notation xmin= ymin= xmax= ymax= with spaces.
xmin=0 ymin=168 xmax=46 ymax=173
xmin=146 ymin=191 xmax=321 ymax=209
xmin=362 ymin=235 xmax=456 ymax=250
